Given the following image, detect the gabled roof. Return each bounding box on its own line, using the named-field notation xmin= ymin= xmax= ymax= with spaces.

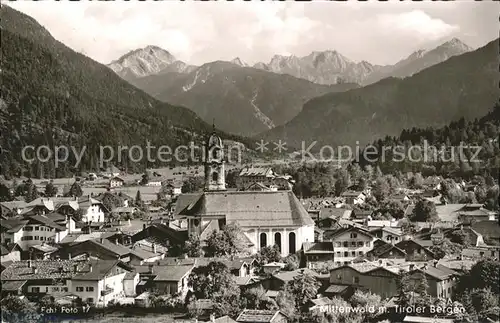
xmin=177 ymin=191 xmax=314 ymax=227
xmin=341 ymin=191 xmax=365 ymax=197
xmin=1 ymin=218 xmax=29 ymax=233
xmin=0 ymin=244 xmax=10 ymax=256
xmin=27 ymin=215 xmax=67 ymax=231
xmin=272 ymin=268 xmax=319 ymax=282
xmin=238 ymin=167 xmax=273 ymax=177
xmin=152 ymin=265 xmax=194 ymax=282
xmin=328 ymin=225 xmax=375 ymax=240
xmin=236 ymin=310 xmax=285 ymax=323
xmin=1 ymin=259 xmax=131 ymax=281
xmin=366 ymin=243 xmax=406 ymax=258
xmin=302 ymin=241 xmax=335 ymax=254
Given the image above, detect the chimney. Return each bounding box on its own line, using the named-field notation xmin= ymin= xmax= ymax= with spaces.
xmin=68 ymin=253 xmax=72 ymax=260
xmin=143 ymin=224 xmax=146 ymax=230
xmin=210 ymin=314 xmax=215 ymax=323
xmin=27 ymin=260 xmax=32 ymax=268
xmin=148 ymin=264 xmax=154 ymax=274
xmin=115 ymin=239 xmax=119 ymax=245
xmin=32 ymin=267 xmax=38 ymax=274
xmin=409 ymin=264 xmax=415 ymax=271
xmin=59 ymin=266 xmax=64 ymax=274
xmin=73 ymin=264 xmax=78 ymax=273
xmin=100 ymin=238 xmax=104 ymax=243
xmin=88 ymin=264 xmax=93 ymax=273
xmin=152 ymin=244 xmax=157 ymax=254
xmin=433 ymin=260 xmax=438 ymax=267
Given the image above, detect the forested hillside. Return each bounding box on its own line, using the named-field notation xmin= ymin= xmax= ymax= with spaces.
xmin=0 ymin=6 xmax=251 ymax=178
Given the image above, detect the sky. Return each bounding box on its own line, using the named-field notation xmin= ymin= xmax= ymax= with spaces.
xmin=7 ymin=0 xmax=499 ymax=66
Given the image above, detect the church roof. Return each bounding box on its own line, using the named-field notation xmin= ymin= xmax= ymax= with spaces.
xmin=176 ymin=191 xmax=314 ymax=227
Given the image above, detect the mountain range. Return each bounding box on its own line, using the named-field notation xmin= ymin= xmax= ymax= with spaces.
xmin=260 ymin=38 xmax=499 ymax=150
xmin=107 ymin=38 xmax=473 ymax=137
xmin=110 ymin=38 xmax=472 ymax=87
xmin=0 ymin=6 xmax=249 ymax=178
xmin=127 ymin=59 xmax=358 ymax=136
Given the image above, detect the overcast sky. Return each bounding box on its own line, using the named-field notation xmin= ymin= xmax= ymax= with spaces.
xmin=8 ymin=1 xmax=498 ymax=66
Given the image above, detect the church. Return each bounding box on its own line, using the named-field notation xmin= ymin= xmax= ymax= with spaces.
xmin=174 ymin=129 xmax=315 ymax=256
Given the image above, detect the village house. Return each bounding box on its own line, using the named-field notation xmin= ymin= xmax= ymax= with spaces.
xmin=111 ymin=206 xmax=139 ymax=219
xmin=364 ymin=243 xmax=407 ymax=262
xmin=262 ymin=262 xmax=286 ymax=275
xmin=0 ymin=259 xmax=133 ymax=306
xmin=236 ymin=310 xmax=288 ymax=323
xmin=340 ymin=191 xmax=366 ymax=205
xmin=457 ymin=204 xmax=498 ymax=223
xmin=329 ymin=226 xmax=377 ymax=267
xmin=101 ymin=166 xmax=121 ymax=178
xmin=134 ymin=263 xmax=194 ymax=299
xmin=266 ymin=268 xmax=321 ymax=291
xmin=163 ymin=182 xmax=183 ymax=196
xmin=395 ymin=239 xmax=436 ymax=261
xmin=0 ymin=215 xmax=68 ymax=253
xmin=461 ymin=245 xmax=500 ymax=260
xmin=78 ymin=196 xmax=108 ymax=223
xmin=145 ymin=177 xmax=168 ymax=187
xmin=0 ymin=243 xmax=22 ymax=263
xmin=302 ymin=241 xmax=335 ymax=270
xmin=369 ymin=226 xmax=404 ymax=244
xmin=0 ymin=201 xmax=28 ymax=217
xmin=328 ymin=261 xmax=458 ymax=299
xmin=109 ymin=176 xmax=125 ymax=188
xmin=132 ymin=223 xmax=188 ymax=250
xmin=236 ymin=167 xmax=293 ymax=191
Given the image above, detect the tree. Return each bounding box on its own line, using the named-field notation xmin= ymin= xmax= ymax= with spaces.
xmin=183 ymin=233 xmax=202 ymax=257
xmin=283 ymin=254 xmax=299 ymax=271
xmin=276 ymin=289 xmax=296 ymax=319
xmin=1 ymin=295 xmax=41 ymax=323
xmin=205 ymin=223 xmax=247 ymax=257
xmin=325 ymin=297 xmax=363 ymax=323
xmin=0 ymin=182 xmax=12 ymax=202
xmin=372 ymin=177 xmax=390 ymax=202
xmin=409 ymin=173 xmax=424 ymax=189
xmin=334 ymin=170 xmax=351 ymax=196
xmin=456 ymin=260 xmax=500 ymax=297
xmin=44 ymin=180 xmax=58 ymax=197
xmin=256 ymin=245 xmax=282 ymax=265
xmin=139 ymin=172 xmax=150 ymax=185
xmin=188 ymin=261 xmax=241 ymax=317
xmin=349 ymin=291 xmax=385 ymax=321
xmin=24 ymin=179 xmax=39 ymax=203
xmin=397 ymin=270 xmax=431 ymax=309
xmin=135 ymin=190 xmax=144 ymax=209
xmin=68 ymin=181 xmax=83 ymax=198
xmin=411 ymin=199 xmax=438 ymax=222
xmin=181 ymin=176 xmax=204 ymax=193
xmin=286 ymin=273 xmax=320 ymax=312
xmin=240 ymin=286 xmax=278 ymax=310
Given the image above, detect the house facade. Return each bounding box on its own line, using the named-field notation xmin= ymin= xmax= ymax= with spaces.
xmin=330 ymin=227 xmax=377 ymax=266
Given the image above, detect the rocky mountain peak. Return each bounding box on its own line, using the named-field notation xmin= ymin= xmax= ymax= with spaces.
xmin=108 ymin=45 xmax=177 ymax=79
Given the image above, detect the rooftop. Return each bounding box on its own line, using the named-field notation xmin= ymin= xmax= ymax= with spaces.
xmin=236 ymin=310 xmax=283 ymax=323
xmin=176 ymin=191 xmax=314 ymax=227
xmin=1 ymin=259 xmax=131 ymax=281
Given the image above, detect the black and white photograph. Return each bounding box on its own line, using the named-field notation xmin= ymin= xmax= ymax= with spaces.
xmin=0 ymin=1 xmax=499 ymax=322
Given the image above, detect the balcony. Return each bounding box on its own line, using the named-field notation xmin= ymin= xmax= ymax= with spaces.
xmin=100 ymin=286 xmax=114 ymax=296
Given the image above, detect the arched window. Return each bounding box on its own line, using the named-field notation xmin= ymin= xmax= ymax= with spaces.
xmin=275 ymin=232 xmax=282 ymax=252
xmin=212 ymin=171 xmax=218 ymax=182
xmin=260 ymin=232 xmax=267 ymax=248
xmin=289 ymin=232 xmax=296 ymax=254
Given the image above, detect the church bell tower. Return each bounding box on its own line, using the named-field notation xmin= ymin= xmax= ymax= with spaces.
xmin=204 ymin=122 xmax=226 ymax=191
